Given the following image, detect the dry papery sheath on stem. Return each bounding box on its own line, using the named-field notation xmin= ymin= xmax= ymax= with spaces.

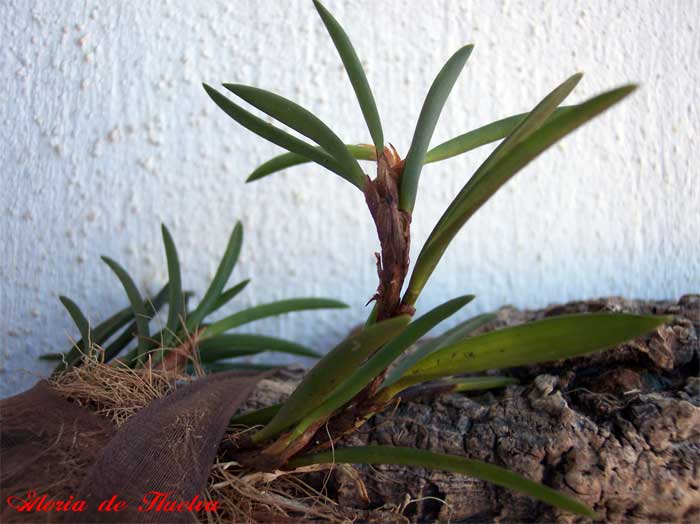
xmin=47 ymin=1 xmax=669 ymax=519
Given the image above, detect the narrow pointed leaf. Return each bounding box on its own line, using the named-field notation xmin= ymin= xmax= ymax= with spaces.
xmin=190 ymin=362 xmax=282 ymax=374
xmin=383 ymin=312 xmax=496 ymax=387
xmin=399 ymin=45 xmax=474 ymax=212
xmin=425 ymin=105 xmax=576 ymax=164
xmin=204 ymin=298 xmax=348 ymax=338
xmin=224 ymin=84 xmax=366 ymax=189
xmin=104 ymin=286 xmax=171 ymax=364
xmin=251 ymin=315 xmax=411 ymax=444
xmin=40 ymin=353 xmax=64 ymax=361
xmin=187 ymin=222 xmax=243 ymax=330
xmin=161 ymin=225 xmax=184 ymax=346
xmin=397 ymin=376 xmax=517 ymax=400
xmin=446 ymin=376 xmax=518 ymax=392
xmin=388 ymin=313 xmax=668 ymax=394
xmin=289 ymin=446 xmax=596 ymax=517
xmin=59 ymin=296 xmax=91 ymax=348
xmin=288 ymin=296 xmax=474 ymax=440
xmin=313 ymin=0 xmax=383 ymax=151
xmin=101 ymin=256 xmax=150 ymax=358
xmin=203 ymin=84 xmax=345 ymax=179
xmin=247 ymin=144 xmax=376 ymax=182
xmin=198 ymin=334 xmax=320 ymax=361
xmin=403 ymin=85 xmax=637 ymax=306
xmin=208 ymin=279 xmax=250 ymax=314
xmin=197 ymin=347 xmax=261 ymax=359
xmin=230 ymin=404 xmax=282 ymax=427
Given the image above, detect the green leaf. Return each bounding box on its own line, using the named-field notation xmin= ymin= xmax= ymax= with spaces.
xmin=424 ymin=106 xmax=575 ymax=164
xmin=313 ymin=0 xmax=383 ymax=152
xmin=230 ymin=404 xmax=282 ymax=427
xmin=388 ymin=313 xmax=668 ymax=394
xmin=399 ymin=45 xmax=474 ymax=213
xmin=101 ymin=256 xmax=150 ymax=359
xmin=161 ymin=225 xmax=184 ymax=347
xmin=203 ymin=298 xmax=348 ymax=338
xmin=40 ymin=353 xmax=64 ymax=361
xmin=98 ymin=285 xmax=170 ymax=346
xmin=364 ymin=302 xmax=378 ymax=328
xmin=247 ymin=144 xmax=376 ymax=183
xmin=224 ymin=84 xmax=366 ymax=190
xmin=198 ymin=334 xmax=320 ymax=361
xmin=192 ymin=362 xmax=282 ymax=374
xmin=203 ymin=83 xmax=346 ymax=180
xmin=245 ymin=105 xmax=576 ymax=183
xmin=289 ymin=446 xmax=596 ymax=517
xmin=54 ymin=284 xmax=170 ymax=373
xmin=103 ymin=285 xmax=170 ymax=364
xmin=396 ymin=376 xmax=517 ymax=400
xmin=59 ymin=296 xmax=91 ymax=349
xmin=287 ymin=296 xmax=474 ymax=441
xmin=469 ymin=74 xmax=582 ymax=185
xmin=403 ymin=84 xmax=637 ymax=306
xmin=416 ymin=74 xmax=582 ymax=278
xmin=432 ymin=74 xmax=581 ymax=234
xmin=383 ymin=312 xmax=496 ymax=387
xmin=251 ymin=315 xmax=411 ymax=444
xmin=208 ymin=279 xmax=250 ymax=314
xmin=443 ymin=376 xmax=518 ymax=392
xmin=187 ymin=222 xmax=243 ymax=331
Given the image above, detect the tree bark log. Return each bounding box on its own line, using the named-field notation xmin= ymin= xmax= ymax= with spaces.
xmin=243 ymin=295 xmax=700 ymax=523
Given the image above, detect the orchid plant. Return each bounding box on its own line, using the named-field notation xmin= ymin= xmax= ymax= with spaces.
xmin=200 ymin=1 xmax=666 ymax=517
xmin=49 ymin=0 xmax=667 ymax=517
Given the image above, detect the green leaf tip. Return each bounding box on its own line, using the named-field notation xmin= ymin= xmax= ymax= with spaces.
xmin=161 ymin=223 xmax=183 ymax=347
xmin=101 ymin=256 xmax=150 ymax=358
xmin=400 ymin=44 xmax=474 ymax=213
xmin=187 ymin=221 xmax=243 ymax=330
xmin=209 ymin=279 xmax=251 ymax=313
xmin=313 ymin=0 xmax=384 ymax=152
xmin=58 ymin=295 xmax=91 ymax=350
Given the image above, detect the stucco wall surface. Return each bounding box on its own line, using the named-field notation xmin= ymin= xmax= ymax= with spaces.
xmin=1 ymin=0 xmax=698 ymax=396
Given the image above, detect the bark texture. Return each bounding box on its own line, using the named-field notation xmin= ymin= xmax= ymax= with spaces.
xmin=243 ymin=295 xmax=700 ymax=523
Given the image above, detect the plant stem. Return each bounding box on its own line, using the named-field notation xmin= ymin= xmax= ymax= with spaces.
xmin=247 ymin=147 xmax=419 ymax=468
xmin=363 ymin=147 xmax=414 ymax=321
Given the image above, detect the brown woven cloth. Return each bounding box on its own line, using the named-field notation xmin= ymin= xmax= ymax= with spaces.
xmin=0 ymin=380 xmax=114 ymax=523
xmin=1 ymin=371 xmax=266 ymax=523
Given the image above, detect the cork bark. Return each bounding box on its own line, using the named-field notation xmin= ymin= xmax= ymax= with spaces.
xmin=243 ymin=295 xmax=700 ymax=523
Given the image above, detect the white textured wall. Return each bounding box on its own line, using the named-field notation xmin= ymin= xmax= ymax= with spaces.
xmin=2 ymin=0 xmax=698 ymax=396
